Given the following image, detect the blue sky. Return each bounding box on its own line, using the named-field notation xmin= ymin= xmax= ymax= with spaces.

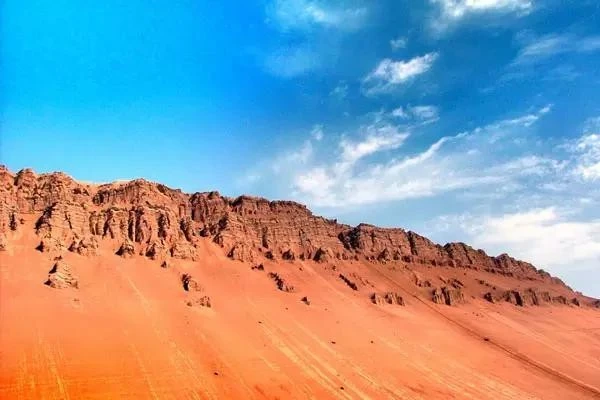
xmin=3 ymin=0 xmax=600 ymax=296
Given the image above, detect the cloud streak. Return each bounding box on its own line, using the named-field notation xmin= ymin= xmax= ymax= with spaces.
xmin=363 ymin=53 xmax=439 ymax=95
xmin=430 ymin=0 xmax=532 ymax=32
xmin=512 ymin=33 xmax=600 ymax=65
xmin=269 ymin=105 xmax=556 ymax=207
xmin=267 ymin=0 xmax=368 ymax=32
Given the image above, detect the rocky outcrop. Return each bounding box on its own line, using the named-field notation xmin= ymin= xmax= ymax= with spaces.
xmin=384 ymin=292 xmax=405 ymax=305
xmin=432 ymin=287 xmax=465 ymax=306
xmin=496 ymin=289 xmax=575 ymax=307
xmin=372 ymin=291 xmax=405 ymax=306
xmin=45 ymin=260 xmax=78 ymax=289
xmin=313 ymin=247 xmax=334 ymax=263
xmin=186 ymin=296 xmax=211 ymax=308
xmin=69 ymin=236 xmax=99 ymax=256
xmin=116 ymin=240 xmax=135 ymax=257
xmin=181 ymin=274 xmax=203 ymax=292
xmin=413 ymin=272 xmax=432 ymax=288
xmin=339 ymin=274 xmax=358 ymax=291
xmin=268 ymin=272 xmax=294 ymax=292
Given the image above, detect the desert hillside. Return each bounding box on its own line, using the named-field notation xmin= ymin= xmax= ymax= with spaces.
xmin=1 ymin=166 xmax=599 ymax=399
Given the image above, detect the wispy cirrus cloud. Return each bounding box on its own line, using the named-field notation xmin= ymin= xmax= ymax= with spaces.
xmin=263 ymin=0 xmax=369 ymax=78
xmin=363 ymin=53 xmax=439 ymax=95
xmin=390 ymin=37 xmax=407 ymax=51
xmin=267 ymin=0 xmax=368 ymax=32
xmin=245 ymin=105 xmax=560 ymax=208
xmin=512 ymin=33 xmax=600 ymax=65
xmin=330 ymin=81 xmax=349 ymax=99
xmin=571 ymin=118 xmax=600 ymax=181
xmin=425 ymin=115 xmax=600 ymax=295
xmin=430 ymin=0 xmax=533 ymax=32
xmin=392 ymin=105 xmax=439 ymax=123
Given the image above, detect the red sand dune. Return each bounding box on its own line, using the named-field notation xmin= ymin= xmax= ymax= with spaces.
xmin=1 ymin=167 xmax=599 ymax=399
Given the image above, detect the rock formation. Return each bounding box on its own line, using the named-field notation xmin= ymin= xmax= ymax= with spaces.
xmin=432 ymin=287 xmax=465 ymax=306
xmin=181 ymin=274 xmax=203 ymax=292
xmin=45 ymin=260 xmax=78 ymax=289
xmin=186 ymin=296 xmax=211 ymax=308
xmin=339 ymin=274 xmax=358 ymax=291
xmin=371 ymin=292 xmax=405 ymax=306
xmin=268 ymin=272 xmax=294 ymax=292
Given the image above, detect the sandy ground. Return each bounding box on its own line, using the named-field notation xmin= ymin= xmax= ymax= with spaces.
xmin=1 ymin=233 xmax=600 ymax=399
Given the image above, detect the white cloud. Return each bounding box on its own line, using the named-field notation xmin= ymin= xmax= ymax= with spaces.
xmin=330 ymin=82 xmax=349 ymax=99
xmin=411 ymin=105 xmax=439 ymax=120
xmin=391 ymin=107 xmax=409 ymax=119
xmin=270 ymin=139 xmax=314 ymax=174
xmin=363 ymin=53 xmax=438 ymax=94
xmin=392 ymin=105 xmax=439 ymax=123
xmin=432 ymin=0 xmax=532 ymax=20
xmin=437 ymin=208 xmax=600 ymax=273
xmin=339 ymin=125 xmax=408 ymax=166
xmin=390 ymin=37 xmax=407 ymax=50
xmin=311 ymin=125 xmax=324 ymax=141
xmin=268 ymin=0 xmax=368 ymax=31
xmin=282 ymin=107 xmax=557 ymax=207
xmin=429 ymin=0 xmax=532 ymax=32
xmin=263 ymin=1 xmax=368 ymax=78
xmin=512 ymin=34 xmax=600 ymax=65
xmin=573 ymin=133 xmax=600 ymax=181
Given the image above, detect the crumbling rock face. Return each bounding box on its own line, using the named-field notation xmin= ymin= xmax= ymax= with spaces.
xmin=186 ymin=296 xmax=211 ymax=308
xmin=432 ymin=287 xmax=465 ymax=306
xmin=500 ymin=289 xmax=560 ymax=307
xmin=170 ymin=241 xmax=197 ymax=260
xmin=268 ymin=272 xmax=294 ymax=292
xmin=339 ymin=274 xmax=358 ymax=291
xmin=145 ymin=240 xmax=168 ymax=260
xmin=282 ymin=249 xmax=296 ymax=261
xmin=552 ymin=295 xmax=568 ymax=305
xmin=503 ymin=290 xmax=524 ymax=306
xmin=181 ymin=274 xmax=203 ymax=292
xmin=383 ymin=292 xmax=404 ymax=305
xmin=0 ymin=234 xmax=8 ymax=252
xmin=371 ymin=293 xmax=385 ymax=305
xmin=116 ymin=240 xmax=135 ymax=257
xmin=227 ymin=242 xmax=255 ymax=262
xmin=313 ymin=247 xmax=334 ymax=263
xmin=69 ymin=236 xmax=99 ymax=256
xmin=413 ymin=272 xmax=432 ymax=288
xmin=45 ymin=261 xmax=78 ymax=289
xmin=36 ymin=237 xmax=66 ymax=253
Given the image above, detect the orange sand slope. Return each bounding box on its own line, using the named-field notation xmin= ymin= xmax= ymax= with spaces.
xmin=1 ymin=233 xmax=600 ymax=400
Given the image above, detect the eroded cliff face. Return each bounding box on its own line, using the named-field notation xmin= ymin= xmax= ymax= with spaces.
xmin=0 ymin=166 xmax=585 ymax=306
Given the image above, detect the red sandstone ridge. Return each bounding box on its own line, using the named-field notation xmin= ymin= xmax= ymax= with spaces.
xmin=2 ymin=166 xmax=600 ymax=400
xmin=0 ymin=166 xmax=595 ymax=308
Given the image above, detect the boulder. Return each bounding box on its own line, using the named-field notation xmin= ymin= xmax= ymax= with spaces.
xmin=45 ymin=261 xmax=78 ymax=289
xmin=116 ymin=240 xmax=135 ymax=257
xmin=432 ymin=286 xmax=465 ymax=306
